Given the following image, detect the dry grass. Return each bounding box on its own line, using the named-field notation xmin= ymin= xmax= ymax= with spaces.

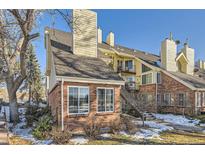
xmin=9 ymin=136 xmax=32 ymax=145
xmin=150 ymin=131 xmax=205 ymax=145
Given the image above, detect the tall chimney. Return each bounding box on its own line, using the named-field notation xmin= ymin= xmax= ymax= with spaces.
xmin=182 ymin=42 xmax=195 ymax=75
xmin=198 ymin=60 xmax=203 ymax=69
xmin=106 ymin=32 xmax=114 ymax=46
xmin=98 ymin=27 xmax=102 ymax=44
xmin=161 ymin=32 xmax=178 ymax=72
xmin=72 ymin=9 xmax=97 ymax=57
xmin=203 ymin=61 xmax=205 ymax=70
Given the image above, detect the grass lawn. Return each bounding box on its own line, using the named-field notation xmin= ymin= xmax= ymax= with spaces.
xmin=9 ymin=136 xmax=32 ymax=145
xmin=86 ymin=130 xmax=205 ymax=145
xmin=149 ymin=131 xmax=205 ymax=145
xmin=193 ymin=114 xmax=205 ymax=124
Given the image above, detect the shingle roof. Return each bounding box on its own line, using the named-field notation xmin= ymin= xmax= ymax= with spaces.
xmin=47 ymin=28 xmax=123 ymax=81
xmin=98 ymin=42 xmax=160 ymax=63
xmin=194 ymin=67 xmax=205 ymax=80
xmin=169 ymin=71 xmax=205 ymax=89
xmin=52 ymin=49 xmax=123 ymax=81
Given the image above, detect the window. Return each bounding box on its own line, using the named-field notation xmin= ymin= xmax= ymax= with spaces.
xmin=157 ymin=72 xmax=161 ymax=84
xmin=68 ymin=87 xmax=89 ymax=114
xmin=202 ymin=92 xmax=205 ymax=107
xmin=178 ymin=93 xmax=186 ymax=106
xmin=125 ymin=60 xmax=133 ymax=70
xmin=142 ymin=93 xmax=154 ymax=103
xmin=142 ymin=73 xmax=152 ymax=85
xmin=142 ymin=64 xmax=151 ymax=73
xmin=196 ymin=92 xmax=201 ymax=107
xmin=157 ymin=93 xmax=161 ymax=104
xmin=97 ymin=88 xmax=114 ymax=112
xmin=163 ymin=93 xmax=171 ymax=105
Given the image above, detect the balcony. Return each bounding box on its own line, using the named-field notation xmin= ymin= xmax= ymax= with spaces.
xmin=125 ymin=81 xmax=139 ymax=91
xmin=117 ymin=65 xmax=136 ymax=74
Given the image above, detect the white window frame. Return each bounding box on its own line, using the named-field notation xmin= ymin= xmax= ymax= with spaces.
xmin=202 ymin=92 xmax=205 ymax=107
xmin=67 ymin=86 xmax=90 ymax=115
xmin=196 ymin=92 xmax=201 ymax=107
xmin=178 ymin=93 xmax=186 ymax=106
xmin=156 ymin=72 xmax=161 ymax=84
xmin=141 ymin=72 xmax=153 ymax=85
xmin=163 ymin=93 xmax=171 ymax=105
xmin=97 ymin=87 xmax=115 ymax=113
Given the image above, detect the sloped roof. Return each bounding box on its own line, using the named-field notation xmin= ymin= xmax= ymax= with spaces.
xmin=52 ymin=49 xmax=124 ymax=81
xmin=47 ymin=28 xmax=123 ymax=82
xmin=168 ymin=71 xmax=205 ymax=89
xmin=98 ymin=42 xmax=160 ymax=63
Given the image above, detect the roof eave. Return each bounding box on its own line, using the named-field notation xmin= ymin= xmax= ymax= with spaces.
xmin=56 ymin=76 xmax=125 ymax=85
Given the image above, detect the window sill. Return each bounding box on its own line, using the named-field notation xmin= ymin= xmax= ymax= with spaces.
xmin=96 ymin=111 xmax=115 ymax=116
xmin=67 ymin=113 xmax=89 ymax=118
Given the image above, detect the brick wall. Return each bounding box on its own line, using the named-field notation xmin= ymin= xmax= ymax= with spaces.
xmin=157 ymin=72 xmax=196 ymax=116
xmin=48 ymin=84 xmax=61 ymax=126
xmin=137 ymin=84 xmax=157 ymax=113
xmin=49 ymin=81 xmax=121 ymax=132
xmin=137 ymin=72 xmax=202 ymax=116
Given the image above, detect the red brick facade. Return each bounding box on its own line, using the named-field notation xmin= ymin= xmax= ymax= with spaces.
xmin=138 ymin=72 xmax=205 ymax=116
xmin=48 ymin=81 xmax=121 ymax=131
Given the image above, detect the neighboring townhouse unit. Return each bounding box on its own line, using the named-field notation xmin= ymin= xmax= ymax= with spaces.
xmin=45 ymin=10 xmax=124 ymax=131
xmin=98 ymin=29 xmax=205 ymax=115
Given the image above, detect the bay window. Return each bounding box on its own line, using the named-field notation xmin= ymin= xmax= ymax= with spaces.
xmin=97 ymin=88 xmax=114 ymax=112
xmin=68 ymin=86 xmax=89 ymax=114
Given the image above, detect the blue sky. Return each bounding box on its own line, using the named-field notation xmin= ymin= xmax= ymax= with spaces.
xmin=33 ymin=9 xmax=205 ymax=72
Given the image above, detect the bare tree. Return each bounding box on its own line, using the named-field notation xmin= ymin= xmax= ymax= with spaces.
xmin=0 ymin=9 xmax=40 ymax=122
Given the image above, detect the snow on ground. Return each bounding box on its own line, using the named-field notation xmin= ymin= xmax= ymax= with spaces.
xmin=100 ymin=133 xmax=112 ymax=138
xmin=152 ymin=113 xmax=200 ymax=127
xmin=131 ymin=120 xmax=174 ymax=140
xmin=9 ymin=107 xmax=53 ymax=145
xmin=70 ymin=136 xmax=88 ymax=145
xmin=117 ymin=118 xmax=174 ymax=140
xmin=0 ymin=106 xmax=10 ymax=121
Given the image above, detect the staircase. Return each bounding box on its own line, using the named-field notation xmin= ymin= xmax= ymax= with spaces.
xmin=120 ymin=86 xmax=143 ymax=119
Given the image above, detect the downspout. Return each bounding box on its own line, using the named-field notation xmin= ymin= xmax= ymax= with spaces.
xmin=61 ymin=78 xmax=64 ymax=131
xmin=155 ymin=80 xmax=158 ymax=113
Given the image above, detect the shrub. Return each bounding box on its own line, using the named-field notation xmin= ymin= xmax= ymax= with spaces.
xmin=49 ymin=129 xmax=72 ymax=144
xmin=83 ymin=117 xmax=102 ymax=139
xmin=32 ymin=115 xmax=52 ymax=140
xmin=121 ymin=115 xmax=138 ymax=134
xmin=109 ymin=120 xmax=121 ymax=134
xmin=25 ymin=104 xmax=51 ymax=127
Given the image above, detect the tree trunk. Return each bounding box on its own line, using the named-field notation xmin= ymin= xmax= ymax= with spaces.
xmin=8 ymin=91 xmax=18 ymax=123
xmin=6 ymin=80 xmax=19 ymax=123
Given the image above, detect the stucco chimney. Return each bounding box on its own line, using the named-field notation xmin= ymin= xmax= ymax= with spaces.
xmin=106 ymin=32 xmax=114 ymax=46
xmin=203 ymin=61 xmax=205 ymax=70
xmin=160 ymin=33 xmax=178 ymax=72
xmin=98 ymin=27 xmax=102 ymax=44
xmin=182 ymin=42 xmax=195 ymax=75
xmin=72 ymin=9 xmax=97 ymax=57
xmin=198 ymin=60 xmax=203 ymax=69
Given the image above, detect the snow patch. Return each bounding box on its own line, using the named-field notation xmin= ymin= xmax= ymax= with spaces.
xmin=70 ymin=136 xmax=88 ymax=145
xmin=0 ymin=106 xmax=10 ymax=122
xmin=152 ymin=113 xmax=200 ymax=127
xmin=144 ymin=121 xmax=174 ymax=131
xmin=10 ymin=107 xmax=53 ymax=145
xmin=200 ymin=123 xmax=205 ymax=127
xmin=100 ymin=133 xmax=112 ymax=138
xmin=134 ymin=129 xmax=160 ymax=139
